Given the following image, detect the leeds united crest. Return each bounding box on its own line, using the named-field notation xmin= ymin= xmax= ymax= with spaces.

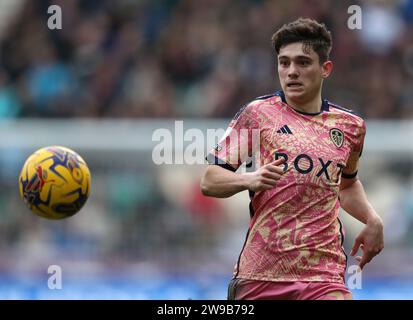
xmin=330 ymin=128 xmax=344 ymax=148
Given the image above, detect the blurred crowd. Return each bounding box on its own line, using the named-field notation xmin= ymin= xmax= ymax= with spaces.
xmin=0 ymin=0 xmax=412 ymax=120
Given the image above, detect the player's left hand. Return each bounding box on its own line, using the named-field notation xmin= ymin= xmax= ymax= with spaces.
xmin=350 ymin=217 xmax=384 ymax=270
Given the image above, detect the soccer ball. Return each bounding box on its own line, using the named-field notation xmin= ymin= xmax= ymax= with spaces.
xmin=18 ymin=146 xmax=91 ymax=219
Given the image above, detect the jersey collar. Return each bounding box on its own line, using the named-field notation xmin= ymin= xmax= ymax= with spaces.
xmin=276 ymin=90 xmax=329 ymax=115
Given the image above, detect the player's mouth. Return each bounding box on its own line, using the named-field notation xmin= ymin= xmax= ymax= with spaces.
xmin=286 ymin=81 xmax=303 ymax=88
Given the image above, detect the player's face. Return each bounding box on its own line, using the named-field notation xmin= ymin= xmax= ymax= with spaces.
xmin=277 ymin=42 xmax=332 ymax=105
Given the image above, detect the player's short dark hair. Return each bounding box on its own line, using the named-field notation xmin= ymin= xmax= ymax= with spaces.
xmin=271 ymin=18 xmax=332 ymax=63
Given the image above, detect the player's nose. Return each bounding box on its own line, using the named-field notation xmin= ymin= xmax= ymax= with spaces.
xmin=288 ymin=63 xmax=299 ymax=78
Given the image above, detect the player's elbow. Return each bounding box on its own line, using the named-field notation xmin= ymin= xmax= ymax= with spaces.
xmin=200 ymin=173 xmax=213 ymax=197
xmin=201 ymin=165 xmax=235 ymax=198
xmin=200 ymin=166 xmax=222 ymax=197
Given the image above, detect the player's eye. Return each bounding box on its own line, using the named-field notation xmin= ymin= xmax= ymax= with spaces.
xmin=298 ymin=60 xmax=310 ymax=66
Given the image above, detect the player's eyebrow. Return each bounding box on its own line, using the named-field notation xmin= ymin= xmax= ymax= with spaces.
xmin=278 ymin=55 xmax=313 ymax=61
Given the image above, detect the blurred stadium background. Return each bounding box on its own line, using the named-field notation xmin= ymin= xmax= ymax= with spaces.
xmin=0 ymin=0 xmax=412 ymax=299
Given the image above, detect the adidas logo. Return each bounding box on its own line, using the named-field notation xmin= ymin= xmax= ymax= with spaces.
xmin=276 ymin=125 xmax=293 ymax=134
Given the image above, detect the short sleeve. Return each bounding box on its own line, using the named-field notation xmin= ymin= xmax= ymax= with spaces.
xmin=342 ymin=119 xmax=366 ymax=179
xmin=205 ymin=102 xmax=261 ymax=172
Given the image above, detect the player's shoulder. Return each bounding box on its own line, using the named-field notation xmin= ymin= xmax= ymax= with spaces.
xmin=233 ymin=92 xmax=282 ymax=120
xmin=327 ymin=101 xmax=365 ymax=126
xmin=254 ymin=91 xmax=284 ymax=106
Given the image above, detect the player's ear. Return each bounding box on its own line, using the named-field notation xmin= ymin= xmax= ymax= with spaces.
xmin=322 ymin=60 xmax=333 ymax=79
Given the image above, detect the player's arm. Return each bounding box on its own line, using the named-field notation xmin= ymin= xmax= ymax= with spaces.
xmin=201 ymin=101 xmax=285 ymax=198
xmin=339 ymin=174 xmax=384 ymax=270
xmin=340 ymin=177 xmax=382 ymax=225
xmin=339 ymin=118 xmax=384 ymax=269
xmin=201 ymin=158 xmax=286 ymax=198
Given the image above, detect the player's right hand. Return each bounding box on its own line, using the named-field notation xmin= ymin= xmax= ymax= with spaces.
xmin=245 ymin=157 xmax=287 ymax=192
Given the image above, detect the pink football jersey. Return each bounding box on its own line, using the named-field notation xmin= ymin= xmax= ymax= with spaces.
xmin=206 ymin=91 xmax=365 ymax=283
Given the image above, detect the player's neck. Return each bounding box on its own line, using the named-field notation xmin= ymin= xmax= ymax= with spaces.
xmin=285 ymin=93 xmax=323 ymax=114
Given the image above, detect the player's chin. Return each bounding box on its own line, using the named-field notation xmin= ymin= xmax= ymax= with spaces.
xmin=284 ymin=87 xmax=306 ymax=100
